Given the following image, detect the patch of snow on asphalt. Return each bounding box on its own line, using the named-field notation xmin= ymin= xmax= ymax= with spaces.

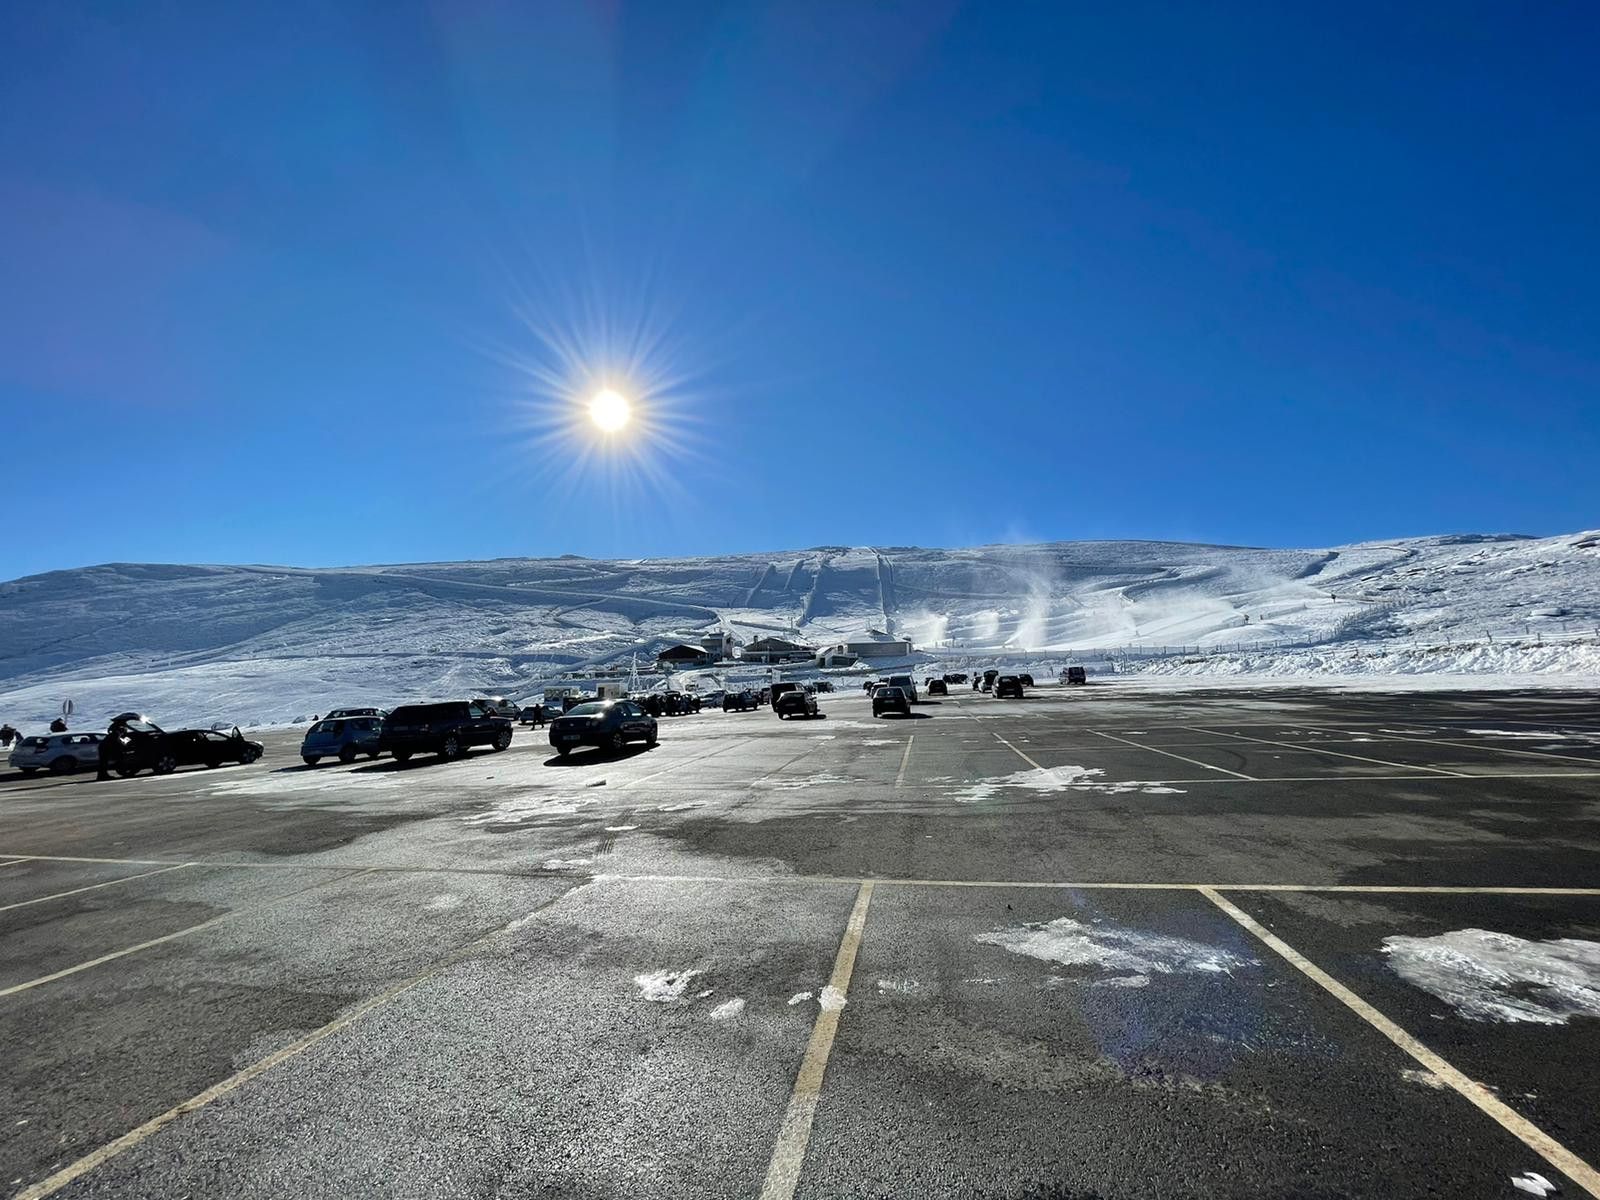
xmin=543 ymin=858 xmax=592 ymax=869
xmin=975 ymin=916 xmax=1256 ymax=981
xmin=709 ymin=998 xmax=745 ymax=1020
xmin=954 ymin=766 xmax=1185 ymax=802
xmin=1382 ymin=928 xmax=1600 ymax=1024
xmin=655 ymin=801 xmax=706 ymax=812
xmin=424 ymin=894 xmax=463 ymax=912
xmin=1094 ymin=974 xmax=1151 ymax=988
xmin=604 ymin=824 xmax=639 ymax=832
xmin=635 ymin=969 xmax=702 ymax=1002
xmin=787 ymin=991 xmax=813 ymax=1006
xmin=1512 ymin=1171 xmax=1559 ymax=1196
xmin=1469 ymin=728 xmax=1600 ymax=742
xmin=819 ymin=985 xmax=848 ymax=1011
xmin=1401 ymin=1068 xmax=1448 ymax=1089
xmin=876 ymin=978 xmax=922 ymax=994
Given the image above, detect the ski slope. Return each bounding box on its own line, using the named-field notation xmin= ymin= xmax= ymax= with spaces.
xmin=1 ymin=531 xmax=1597 ymax=729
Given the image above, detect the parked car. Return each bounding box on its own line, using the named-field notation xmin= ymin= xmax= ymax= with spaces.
xmin=775 ymin=690 xmax=819 ymax=719
xmin=944 ymin=673 xmax=968 ymax=684
xmin=1065 ymin=666 xmax=1088 ymax=685
xmin=981 ymin=669 xmax=999 ymax=692
xmin=326 ymin=707 xmax=385 ymax=720
xmin=994 ymin=674 xmax=1025 ymax=698
xmin=1019 ymin=673 xmax=1035 ymax=686
xmin=549 ymin=700 xmax=657 ymax=757
xmin=872 ymin=686 xmax=912 ymax=718
xmin=167 ymin=727 xmax=266 ymax=769
xmin=301 ymin=716 xmax=383 ymax=766
xmin=813 ymin=680 xmax=835 ymax=693
xmin=723 ymin=690 xmax=759 ymax=712
xmin=887 ymin=674 xmax=919 ymax=704
xmin=8 ymin=732 xmax=102 ymax=776
xmin=472 ymin=697 xmax=519 ymax=719
xmin=927 ymin=679 xmax=948 ymax=696
xmin=379 ymin=702 xmax=513 ymax=763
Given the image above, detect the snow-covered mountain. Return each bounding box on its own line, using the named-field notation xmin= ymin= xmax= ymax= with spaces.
xmin=2 ymin=531 xmax=1597 ymax=728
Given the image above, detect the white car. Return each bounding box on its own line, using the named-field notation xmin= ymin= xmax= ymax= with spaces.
xmin=9 ymin=732 xmax=104 ymax=776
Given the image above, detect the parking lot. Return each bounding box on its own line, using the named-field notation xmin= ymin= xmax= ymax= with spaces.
xmin=4 ymin=682 xmax=1600 ymax=1198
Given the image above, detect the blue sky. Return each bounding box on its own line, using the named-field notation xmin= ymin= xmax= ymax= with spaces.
xmin=2 ymin=1 xmax=1596 ymax=579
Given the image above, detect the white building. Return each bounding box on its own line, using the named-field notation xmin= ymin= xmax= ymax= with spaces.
xmin=815 ymin=629 xmax=913 ymax=664
xmin=700 ymin=630 xmax=739 ymax=661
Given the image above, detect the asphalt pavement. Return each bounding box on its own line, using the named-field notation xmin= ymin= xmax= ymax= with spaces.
xmin=3 ymin=682 xmax=1600 ymax=1198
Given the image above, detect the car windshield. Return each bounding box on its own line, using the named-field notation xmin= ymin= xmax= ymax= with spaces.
xmin=565 ymin=702 xmax=606 ymax=716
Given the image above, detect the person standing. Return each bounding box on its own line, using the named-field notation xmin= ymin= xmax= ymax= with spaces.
xmin=96 ymin=727 xmax=125 ymax=781
xmin=532 ymin=702 xmax=545 ymax=728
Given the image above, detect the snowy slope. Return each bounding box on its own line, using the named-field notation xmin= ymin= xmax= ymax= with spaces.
xmin=1 ymin=531 xmax=1597 ymax=728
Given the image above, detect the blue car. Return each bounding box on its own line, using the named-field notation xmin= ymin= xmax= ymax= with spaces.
xmin=301 ymin=715 xmax=383 ymax=766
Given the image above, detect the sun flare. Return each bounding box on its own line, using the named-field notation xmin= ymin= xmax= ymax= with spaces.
xmin=589 ymin=388 xmax=631 ymax=433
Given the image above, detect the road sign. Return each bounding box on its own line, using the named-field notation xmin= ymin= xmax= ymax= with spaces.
xmin=61 ymin=699 xmax=74 ymax=717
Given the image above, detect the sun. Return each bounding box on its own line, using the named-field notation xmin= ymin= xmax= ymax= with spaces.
xmin=589 ymin=388 xmax=631 ymax=433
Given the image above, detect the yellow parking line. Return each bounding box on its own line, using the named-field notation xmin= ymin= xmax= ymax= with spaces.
xmin=1357 ymin=732 xmax=1600 ymax=767
xmin=1201 ymin=886 xmax=1600 ymax=1198
xmin=1091 ymin=729 xmax=1257 ymax=779
xmin=991 ymin=732 xmax=1045 ymax=770
xmin=894 ymin=736 xmax=915 ymax=788
xmin=1191 ymin=726 xmax=1466 ymax=777
xmin=4 ymin=896 xmax=573 ymax=1200
xmin=759 ymin=880 xmax=874 ymax=1200
xmin=622 ymin=739 xmax=745 ymax=790
xmin=0 ymin=863 xmax=194 ymax=913
xmin=0 ymin=869 xmax=372 ymax=999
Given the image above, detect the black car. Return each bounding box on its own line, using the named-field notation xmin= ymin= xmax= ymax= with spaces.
xmin=769 ymin=682 xmax=803 ymax=710
xmin=872 ymin=686 xmax=912 ymax=717
xmin=981 ymin=669 xmax=999 ymax=692
xmin=723 ymin=690 xmax=759 ymax=712
xmin=169 ymin=727 xmax=265 ymax=768
xmin=112 ymin=721 xmax=263 ymax=776
xmin=927 ymin=679 xmax=948 ymax=696
xmin=1065 ymin=666 xmax=1088 ymax=685
xmin=549 ymin=700 xmax=657 ymax=757
xmin=775 ymin=690 xmax=819 ymax=719
xmin=380 ymin=702 xmax=513 ymax=762
xmin=1019 ymin=673 xmax=1035 ymax=687
xmin=944 ymin=673 xmax=968 ymax=684
xmin=994 ymin=674 xmax=1025 ymax=698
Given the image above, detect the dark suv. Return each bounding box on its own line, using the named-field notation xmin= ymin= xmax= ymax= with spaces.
xmin=1065 ymin=666 xmax=1087 ymax=685
xmin=994 ymin=674 xmax=1025 ymax=698
xmin=379 ymin=702 xmax=513 ymax=763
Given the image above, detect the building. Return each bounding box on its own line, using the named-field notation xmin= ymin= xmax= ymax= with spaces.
xmin=742 ymin=636 xmax=815 ymax=664
xmin=700 ymin=630 xmax=738 ymax=661
xmin=657 ymin=643 xmax=714 ymax=670
xmin=815 ymin=629 xmax=913 ymax=665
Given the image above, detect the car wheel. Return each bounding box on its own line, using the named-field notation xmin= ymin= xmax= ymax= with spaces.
xmin=19 ymin=767 xmax=37 ymax=776
xmin=440 ymin=734 xmax=461 ymax=760
xmin=116 ymin=765 xmax=139 ymax=778
xmin=646 ymin=727 xmax=657 ymax=746
xmin=557 ymin=745 xmax=570 ymax=758
xmin=205 ymin=758 xmax=223 ymax=770
xmin=154 ymin=754 xmax=177 ymax=775
xmin=245 ymin=748 xmax=261 ymax=764
xmin=50 ymin=756 xmax=78 ymax=775
xmin=338 ymin=745 xmax=358 ymax=764
xmin=392 ymin=750 xmax=413 ymax=763
xmin=493 ymin=729 xmax=511 ymax=752
xmin=607 ymin=732 xmax=625 ymax=755
xmin=303 ymin=756 xmax=321 ymax=767
xmin=367 ymin=751 xmax=379 ymax=760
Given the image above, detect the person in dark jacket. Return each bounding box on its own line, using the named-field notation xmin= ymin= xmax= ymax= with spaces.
xmin=50 ymin=717 xmax=68 ymax=733
xmin=96 ymin=729 xmax=125 ymax=781
xmin=531 ymin=703 xmax=545 ymax=728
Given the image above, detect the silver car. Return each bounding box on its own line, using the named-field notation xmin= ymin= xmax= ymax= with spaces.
xmin=9 ymin=732 xmax=104 ymax=776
